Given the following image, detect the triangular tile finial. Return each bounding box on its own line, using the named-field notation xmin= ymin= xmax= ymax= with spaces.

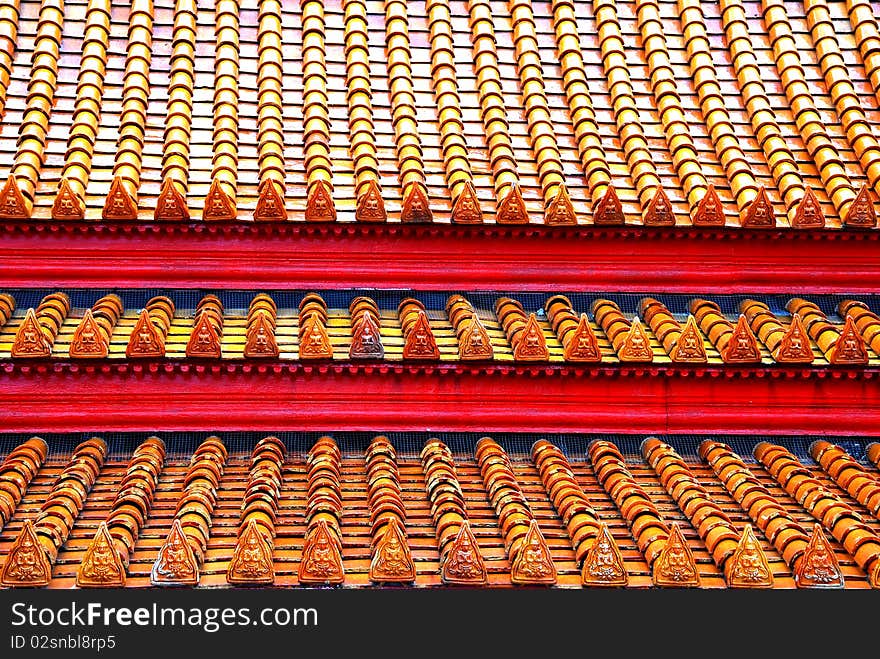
xmin=369 ymin=518 xmax=415 ymax=583
xmin=643 ymin=186 xmax=675 ymax=226
xmin=12 ymin=308 xmax=52 ymax=357
xmin=563 ymin=313 xmax=601 ymax=362
xmin=545 ymin=184 xmax=577 ymax=225
xmin=305 ymin=179 xmax=337 ymax=222
xmin=349 ymin=313 xmax=384 ymax=359
xmin=51 ymin=178 xmax=85 ymax=220
xmin=253 ymin=178 xmax=288 ymax=222
xmin=154 ymin=177 xmax=190 ymax=221
xmin=355 ymin=179 xmax=387 ymax=222
xmin=185 ymin=315 xmax=222 ymax=358
xmin=76 ymin=522 xmax=126 ymax=588
xmin=126 ymin=309 xmax=166 ymax=358
xmin=244 ymin=313 xmax=279 ymax=358
xmin=669 ymin=315 xmax=708 ymax=363
xmin=619 ymin=317 xmax=654 ymax=362
xmin=593 ymin=185 xmax=625 ymax=225
xmin=441 ymin=521 xmax=487 ymax=585
xmin=400 ymin=181 xmax=432 ymax=223
xmin=202 ymin=178 xmax=237 ymax=221
xmin=742 ymin=187 xmax=774 ymax=228
xmin=581 ymin=523 xmax=628 ymax=587
xmin=844 ymin=184 xmax=876 ymax=228
xmin=69 ymin=308 xmax=109 ymax=358
xmin=102 ymin=176 xmax=138 ymax=221
xmin=725 ymin=524 xmax=773 ymax=589
xmin=774 ymin=313 xmax=814 ymax=363
xmin=0 ymin=174 xmax=31 ymax=219
xmin=0 ymin=520 xmax=51 ymax=587
xmin=450 ymin=180 xmax=483 ymax=224
xmin=652 ymin=523 xmax=701 ymax=587
xmin=496 ymin=184 xmax=529 ymax=224
xmin=792 ymin=187 xmax=825 ymax=229
xmin=722 ymin=314 xmax=762 ymax=363
xmin=299 ymin=312 xmax=334 ymax=359
xmin=510 ymin=519 xmax=558 ymax=585
xmin=403 ymin=311 xmax=440 ymax=360
xmin=299 ymin=520 xmax=345 ymax=585
xmin=794 ymin=524 xmax=844 ymax=589
xmin=830 ymin=315 xmax=868 ymax=364
xmin=513 ymin=313 xmax=549 ymax=361
xmin=692 ymin=184 xmax=724 ymax=226
xmin=151 ymin=519 xmax=199 ymax=586
xmin=459 ymin=314 xmax=494 ymax=360
xmin=227 ymin=519 xmax=275 ymax=585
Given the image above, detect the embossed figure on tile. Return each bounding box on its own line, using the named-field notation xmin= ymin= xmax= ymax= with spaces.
xmin=370 ymin=519 xmax=415 ymax=582
xmin=775 ymin=314 xmax=814 ymax=363
xmin=511 ymin=520 xmax=557 ymax=584
xmin=78 ymin=524 xmax=124 ymax=587
xmin=497 ymin=186 xmax=528 ymax=224
xmin=796 ymin=525 xmax=844 ymax=588
xmin=743 ymin=187 xmax=773 ymax=227
xmin=228 ymin=520 xmax=274 ymax=584
xmin=442 ymin=522 xmax=486 ymax=584
xmin=653 ymin=524 xmax=700 ymax=587
xmin=727 ymin=525 xmax=772 ymax=588
xmin=0 ymin=521 xmax=51 ymax=587
xmin=582 ymin=524 xmax=627 ymax=587
xmin=151 ymin=520 xmax=198 ymax=585
xmin=299 ymin=520 xmax=343 ymax=584
xmin=845 ymin=186 xmax=875 ymax=228
xmin=356 ymin=181 xmax=387 ymax=222
xmin=12 ymin=309 xmax=51 ymax=357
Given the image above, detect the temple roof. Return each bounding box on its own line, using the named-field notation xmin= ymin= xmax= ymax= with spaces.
xmin=0 ymin=0 xmax=878 ymax=227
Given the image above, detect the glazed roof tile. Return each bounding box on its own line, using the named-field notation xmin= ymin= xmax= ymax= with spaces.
xmin=1 ymin=433 xmax=878 ymax=588
xmin=0 ymin=0 xmax=877 ymax=226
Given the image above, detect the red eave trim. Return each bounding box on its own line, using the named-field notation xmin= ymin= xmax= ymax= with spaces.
xmin=2 ymin=221 xmax=878 ymax=291
xmin=1 ymin=363 xmax=877 ymax=436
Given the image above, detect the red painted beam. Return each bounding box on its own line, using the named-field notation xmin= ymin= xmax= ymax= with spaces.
xmin=0 ymin=363 xmax=877 ymax=436
xmin=2 ymin=222 xmax=879 ymax=291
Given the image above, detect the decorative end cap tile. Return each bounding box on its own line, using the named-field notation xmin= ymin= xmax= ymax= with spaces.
xmin=154 ymin=178 xmax=190 ymax=221
xmin=459 ymin=314 xmax=494 ymax=360
xmin=620 ymin=317 xmax=654 ymax=362
xmin=298 ymin=519 xmax=344 ymax=585
xmin=0 ymin=175 xmax=30 ymax=219
xmin=402 ymin=311 xmax=440 ymax=360
xmin=0 ymin=520 xmax=51 ymax=587
xmin=844 ymin=185 xmax=876 ymax=229
xmin=545 ymin=184 xmax=576 ymax=225
xmin=76 ymin=522 xmax=126 ymax=588
xmin=725 ymin=524 xmax=773 ymax=589
xmin=652 ymin=522 xmax=700 ymax=587
xmin=400 ymin=181 xmax=432 ymax=223
xmin=349 ymin=313 xmax=384 ymax=359
xmin=227 ymin=519 xmax=275 ymax=585
xmin=774 ymin=314 xmax=814 ymax=363
xmin=244 ymin=313 xmax=279 ymax=358
xmin=830 ymin=315 xmax=868 ymax=364
xmin=151 ymin=519 xmax=199 ymax=586
xmin=722 ymin=315 xmax=762 ymax=363
xmin=102 ymin=176 xmax=138 ymax=221
xmin=253 ymin=179 xmax=288 ymax=222
xmin=202 ymin=179 xmax=237 ymax=221
xmin=12 ymin=308 xmax=52 ymax=358
xmin=305 ymin=180 xmax=337 ymax=222
xmin=669 ymin=315 xmax=708 ymax=363
xmin=643 ymin=187 xmax=674 ymax=226
xmin=742 ymin=187 xmax=774 ymax=228
xmin=299 ymin=313 xmax=334 ymax=359
xmin=69 ymin=308 xmax=109 ymax=358
xmin=581 ymin=522 xmax=628 ymax=587
xmin=186 ymin=314 xmax=222 ymax=358
xmin=51 ymin=178 xmax=85 ymax=221
xmin=563 ymin=313 xmax=601 ymax=362
xmin=510 ymin=519 xmax=557 ymax=585
xmin=792 ymin=187 xmax=825 ymax=229
xmin=513 ymin=313 xmax=549 ymax=361
xmin=593 ymin=185 xmax=625 ymax=225
xmin=496 ymin=184 xmax=529 ymax=224
xmin=126 ymin=309 xmax=166 ymax=358
xmin=794 ymin=524 xmax=844 ymax=589
xmin=369 ymin=518 xmax=415 ymax=583
xmin=692 ymin=185 xmax=724 ymax=226
xmin=355 ymin=179 xmax=387 ymax=222
xmin=450 ymin=180 xmax=483 ymax=224
xmin=441 ymin=520 xmax=487 ymax=585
